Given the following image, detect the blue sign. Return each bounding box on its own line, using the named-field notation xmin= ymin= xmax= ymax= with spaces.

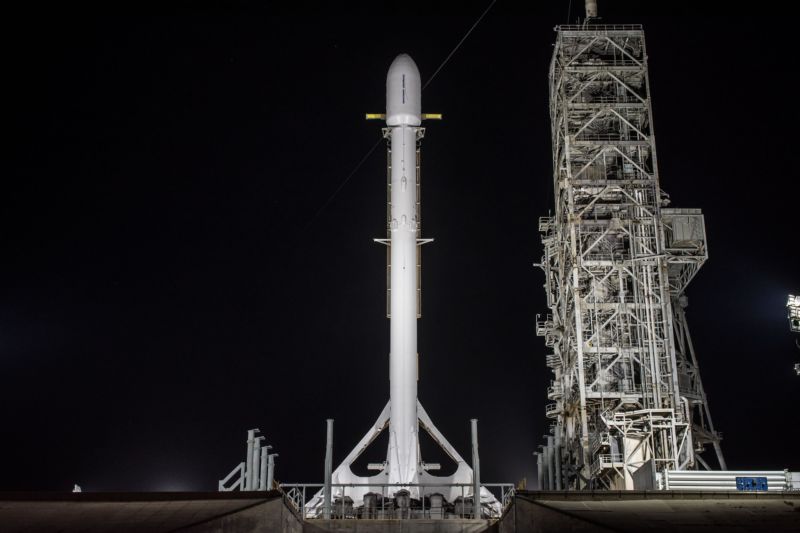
xmin=735 ymin=477 xmax=768 ymax=491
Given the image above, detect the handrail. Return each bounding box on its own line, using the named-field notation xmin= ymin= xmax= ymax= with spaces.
xmin=279 ymin=482 xmax=515 ymax=521
xmin=558 ymin=24 xmax=644 ymax=32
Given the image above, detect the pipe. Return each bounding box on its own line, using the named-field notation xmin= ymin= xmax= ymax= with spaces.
xmin=546 ymin=436 xmax=555 ymax=490
xmin=554 ymin=432 xmax=563 ymax=490
xmin=267 ymin=453 xmax=277 ymax=491
xmin=539 ymin=446 xmax=549 ymax=490
xmin=259 ymin=446 xmax=268 ymax=490
xmin=471 ymin=419 xmax=481 ymax=519
xmin=252 ymin=436 xmax=264 ymax=491
xmin=324 ymin=419 xmax=334 ymax=519
xmin=245 ymin=429 xmax=257 ymax=491
xmin=536 ymin=452 xmax=544 ymax=490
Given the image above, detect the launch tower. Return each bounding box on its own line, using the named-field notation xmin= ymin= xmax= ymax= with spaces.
xmin=535 ymin=11 xmax=725 ymax=490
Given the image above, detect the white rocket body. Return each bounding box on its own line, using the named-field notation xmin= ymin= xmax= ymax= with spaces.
xmin=386 ymin=54 xmax=421 ymax=487
xmin=304 ymin=54 xmax=500 ymax=516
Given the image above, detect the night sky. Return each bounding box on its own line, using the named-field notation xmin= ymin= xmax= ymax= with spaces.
xmin=4 ymin=2 xmax=799 ymax=492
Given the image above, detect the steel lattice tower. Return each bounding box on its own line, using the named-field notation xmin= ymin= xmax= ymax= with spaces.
xmin=535 ymin=23 xmax=725 ymax=490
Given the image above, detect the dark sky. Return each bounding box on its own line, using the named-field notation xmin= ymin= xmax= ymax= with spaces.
xmin=4 ymin=2 xmax=799 ymax=492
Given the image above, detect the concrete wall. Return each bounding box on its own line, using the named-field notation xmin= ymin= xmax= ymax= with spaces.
xmin=182 ymin=497 xmax=303 ymax=533
xmin=304 ymin=520 xmax=494 ymax=533
xmin=497 ymin=496 xmax=614 ymax=533
xmin=498 ymin=490 xmax=800 ymax=533
xmin=181 ymin=496 xmax=496 ymax=533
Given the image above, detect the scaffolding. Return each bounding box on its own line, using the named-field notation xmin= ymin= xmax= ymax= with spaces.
xmin=789 ymin=295 xmax=800 ymax=375
xmin=535 ymin=24 xmax=725 ymax=490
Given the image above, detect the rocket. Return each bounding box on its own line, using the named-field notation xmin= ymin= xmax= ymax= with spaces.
xmin=385 ymin=53 xmax=423 ymax=487
xmin=306 ymin=53 xmax=498 ymax=515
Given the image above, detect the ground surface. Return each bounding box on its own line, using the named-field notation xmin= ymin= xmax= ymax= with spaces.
xmin=2 ymin=490 xmax=798 ymax=532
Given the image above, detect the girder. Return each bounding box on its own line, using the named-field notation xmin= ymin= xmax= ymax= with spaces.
xmin=536 ymin=25 xmax=724 ymax=491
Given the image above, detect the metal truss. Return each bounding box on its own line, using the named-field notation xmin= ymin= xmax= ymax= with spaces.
xmin=789 ymin=295 xmax=800 ymax=375
xmin=535 ymin=24 xmax=725 ymax=490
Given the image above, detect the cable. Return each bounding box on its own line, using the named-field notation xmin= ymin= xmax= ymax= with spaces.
xmin=422 ymin=0 xmax=498 ymax=91
xmin=304 ymin=136 xmax=384 ymax=230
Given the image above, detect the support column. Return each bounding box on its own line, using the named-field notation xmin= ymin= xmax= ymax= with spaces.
xmin=554 ymin=432 xmax=562 ymax=490
xmin=245 ymin=429 xmax=257 ymax=491
xmin=252 ymin=436 xmax=263 ymax=491
xmin=324 ymin=419 xmax=334 ymax=519
xmin=259 ymin=446 xmax=268 ymax=490
xmin=546 ymin=436 xmax=555 ymax=490
xmin=536 ymin=452 xmax=544 ymax=490
xmin=267 ymin=453 xmax=277 ymax=491
xmin=471 ymin=419 xmax=481 ymax=519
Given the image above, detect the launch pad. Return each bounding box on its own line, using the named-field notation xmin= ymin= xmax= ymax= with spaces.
xmin=4 ymin=2 xmax=799 ymax=533
xmin=4 ymin=490 xmax=800 ymax=532
xmin=215 ymin=4 xmax=799 ymax=529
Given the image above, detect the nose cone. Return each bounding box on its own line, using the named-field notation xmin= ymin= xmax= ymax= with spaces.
xmin=386 ymin=54 xmax=421 ymax=126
